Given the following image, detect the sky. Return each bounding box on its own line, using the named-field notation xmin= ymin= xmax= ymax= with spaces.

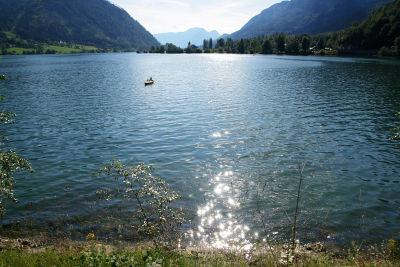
xmin=111 ymin=0 xmax=283 ymax=34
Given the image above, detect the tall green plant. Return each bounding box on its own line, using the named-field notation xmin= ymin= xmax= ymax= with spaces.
xmin=96 ymin=158 xmax=185 ymax=244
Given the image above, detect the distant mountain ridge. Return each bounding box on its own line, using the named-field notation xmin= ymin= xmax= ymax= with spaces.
xmin=230 ymin=0 xmax=393 ymax=40
xmin=0 ymin=0 xmax=159 ymax=50
xmin=155 ymin=28 xmax=220 ymax=48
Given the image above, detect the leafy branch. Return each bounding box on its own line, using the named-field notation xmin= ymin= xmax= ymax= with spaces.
xmin=0 ymin=150 xmax=33 ymax=217
xmin=0 ymin=69 xmax=33 ymax=218
xmin=96 ymin=158 xmax=185 ymax=245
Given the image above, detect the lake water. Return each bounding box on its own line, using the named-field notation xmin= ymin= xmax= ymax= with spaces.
xmin=0 ymin=53 xmax=399 ymax=247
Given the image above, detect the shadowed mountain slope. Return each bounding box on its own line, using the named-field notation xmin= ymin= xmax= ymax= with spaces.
xmin=0 ymin=0 xmax=159 ymax=50
xmin=230 ymin=0 xmax=393 ymax=40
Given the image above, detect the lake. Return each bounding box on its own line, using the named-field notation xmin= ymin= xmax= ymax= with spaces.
xmin=0 ymin=53 xmax=399 ymax=247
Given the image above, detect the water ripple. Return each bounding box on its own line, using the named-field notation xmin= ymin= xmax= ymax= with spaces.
xmin=0 ymin=54 xmax=399 ymax=245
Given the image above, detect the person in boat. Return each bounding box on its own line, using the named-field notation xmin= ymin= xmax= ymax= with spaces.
xmin=145 ymin=77 xmax=154 ymax=85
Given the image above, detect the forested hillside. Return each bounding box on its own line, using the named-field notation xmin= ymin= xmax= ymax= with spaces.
xmin=0 ymin=0 xmax=159 ymax=51
xmin=338 ymin=0 xmax=400 ymax=55
xmin=230 ymin=0 xmax=393 ymax=40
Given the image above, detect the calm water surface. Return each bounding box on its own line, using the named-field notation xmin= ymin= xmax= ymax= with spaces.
xmin=0 ymin=53 xmax=399 ymax=247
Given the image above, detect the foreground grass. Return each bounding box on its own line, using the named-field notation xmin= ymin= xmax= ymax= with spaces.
xmin=0 ymin=240 xmax=399 ymax=267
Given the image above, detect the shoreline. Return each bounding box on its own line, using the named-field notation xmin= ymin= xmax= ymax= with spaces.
xmin=0 ymin=235 xmax=398 ymax=266
xmin=1 ymin=50 xmax=398 ymax=60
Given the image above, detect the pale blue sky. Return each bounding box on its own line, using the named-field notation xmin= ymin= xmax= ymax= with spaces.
xmin=111 ymin=0 xmax=283 ymax=34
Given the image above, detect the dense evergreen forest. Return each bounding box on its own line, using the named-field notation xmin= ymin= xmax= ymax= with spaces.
xmin=339 ymin=0 xmax=400 ymax=56
xmin=149 ymin=0 xmax=400 ymax=57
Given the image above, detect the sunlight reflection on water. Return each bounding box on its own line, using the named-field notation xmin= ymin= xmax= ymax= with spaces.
xmin=185 ymin=166 xmax=261 ymax=251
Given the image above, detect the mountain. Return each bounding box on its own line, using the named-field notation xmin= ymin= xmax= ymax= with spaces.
xmin=230 ymin=0 xmax=393 ymax=40
xmin=154 ymin=28 xmax=220 ymax=48
xmin=338 ymin=0 xmax=400 ymax=52
xmin=0 ymin=0 xmax=159 ymax=50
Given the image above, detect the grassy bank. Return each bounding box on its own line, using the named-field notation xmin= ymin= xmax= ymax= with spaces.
xmin=0 ymin=31 xmax=103 ymax=55
xmin=4 ymin=45 xmax=101 ymax=55
xmin=0 ymin=237 xmax=399 ymax=266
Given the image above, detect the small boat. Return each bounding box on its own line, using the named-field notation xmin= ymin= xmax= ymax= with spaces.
xmin=145 ymin=80 xmax=154 ymax=86
xmin=145 ymin=78 xmax=154 ymax=86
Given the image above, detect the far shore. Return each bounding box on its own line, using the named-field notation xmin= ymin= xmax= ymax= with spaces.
xmin=1 ymin=48 xmax=397 ymax=60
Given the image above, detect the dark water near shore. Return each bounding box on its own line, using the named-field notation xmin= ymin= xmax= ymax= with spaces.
xmin=0 ymin=53 xmax=399 ymax=247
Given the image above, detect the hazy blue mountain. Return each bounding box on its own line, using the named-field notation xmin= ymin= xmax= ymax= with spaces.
xmin=155 ymin=28 xmax=220 ymax=48
xmin=0 ymin=0 xmax=159 ymax=50
xmin=230 ymin=0 xmax=393 ymax=40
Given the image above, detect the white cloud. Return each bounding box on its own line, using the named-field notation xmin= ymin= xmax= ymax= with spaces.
xmin=112 ymin=0 xmax=282 ymax=34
